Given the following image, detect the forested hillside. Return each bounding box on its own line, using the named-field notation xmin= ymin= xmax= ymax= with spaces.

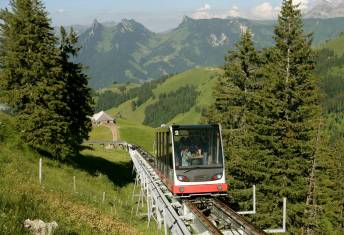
xmin=316 ymin=34 xmax=344 ymax=141
xmin=93 ymin=68 xmax=220 ymax=126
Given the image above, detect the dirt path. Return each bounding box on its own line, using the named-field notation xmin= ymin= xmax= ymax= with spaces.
xmin=102 ymin=123 xmax=120 ymax=141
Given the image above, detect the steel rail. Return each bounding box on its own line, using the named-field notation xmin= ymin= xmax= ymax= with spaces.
xmin=184 ymin=200 xmax=223 ymax=235
xmin=211 ymin=198 xmax=266 ymax=235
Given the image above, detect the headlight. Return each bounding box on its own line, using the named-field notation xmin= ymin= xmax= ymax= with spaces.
xmin=212 ymin=173 xmax=222 ymax=181
xmin=177 ymin=175 xmax=189 ymax=182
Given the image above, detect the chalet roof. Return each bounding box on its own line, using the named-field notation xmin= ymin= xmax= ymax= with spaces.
xmin=91 ymin=111 xmax=114 ymax=122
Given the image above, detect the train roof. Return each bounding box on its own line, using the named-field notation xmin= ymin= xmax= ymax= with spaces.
xmin=156 ymin=124 xmax=220 ymax=132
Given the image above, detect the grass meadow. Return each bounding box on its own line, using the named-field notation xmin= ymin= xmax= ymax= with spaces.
xmin=0 ymin=112 xmax=161 ymax=234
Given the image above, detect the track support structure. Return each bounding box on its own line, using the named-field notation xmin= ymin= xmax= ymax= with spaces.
xmin=129 ymin=146 xmax=191 ymax=235
xmin=129 ymin=145 xmax=287 ymax=235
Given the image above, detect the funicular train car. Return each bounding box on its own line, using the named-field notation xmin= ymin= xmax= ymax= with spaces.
xmin=154 ymin=124 xmax=228 ymax=196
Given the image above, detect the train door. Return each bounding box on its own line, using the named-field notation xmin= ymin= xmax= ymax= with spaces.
xmin=157 ymin=131 xmax=162 ymax=174
xmin=166 ymin=131 xmax=173 ymax=182
xmin=155 ymin=132 xmax=158 ymax=170
xmin=162 ymin=131 xmax=166 ymax=177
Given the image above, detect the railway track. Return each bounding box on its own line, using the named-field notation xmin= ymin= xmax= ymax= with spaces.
xmin=185 ymin=198 xmax=266 ymax=235
xmin=131 ymin=145 xmax=267 ymax=235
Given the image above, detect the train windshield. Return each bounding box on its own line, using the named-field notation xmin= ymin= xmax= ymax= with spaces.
xmin=173 ymin=126 xmax=223 ymax=169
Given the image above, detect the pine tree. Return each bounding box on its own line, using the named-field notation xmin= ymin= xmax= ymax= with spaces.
xmin=205 ymin=29 xmax=266 ymax=209
xmin=0 ymin=0 xmax=92 ymax=158
xmin=58 ymin=27 xmax=93 ymax=154
xmin=0 ymin=0 xmax=68 ymax=156
xmin=255 ymin=0 xmax=321 ymax=232
xmin=0 ymin=0 xmax=60 ymax=108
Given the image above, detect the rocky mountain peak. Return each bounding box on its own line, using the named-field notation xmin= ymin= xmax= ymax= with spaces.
xmin=182 ymin=15 xmax=192 ymax=23
xmin=117 ymin=18 xmax=148 ymax=34
xmin=92 ymin=19 xmax=100 ymax=29
xmin=88 ymin=19 xmax=102 ymax=38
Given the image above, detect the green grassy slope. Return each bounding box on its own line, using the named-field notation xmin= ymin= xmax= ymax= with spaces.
xmin=117 ymin=119 xmax=155 ymax=152
xmin=319 ymin=33 xmax=344 ymax=55
xmin=88 ymin=125 xmax=113 ymax=140
xmin=0 ymin=112 xmax=159 ymax=234
xmin=107 ymin=67 xmax=221 ymax=125
xmin=89 ymin=119 xmax=154 ymax=152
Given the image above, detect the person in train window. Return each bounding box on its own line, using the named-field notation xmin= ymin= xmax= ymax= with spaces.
xmin=195 ymin=147 xmax=207 ymax=166
xmin=181 ymin=147 xmax=191 ymax=166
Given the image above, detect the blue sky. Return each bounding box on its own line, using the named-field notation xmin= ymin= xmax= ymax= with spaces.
xmin=0 ymin=0 xmax=316 ymax=32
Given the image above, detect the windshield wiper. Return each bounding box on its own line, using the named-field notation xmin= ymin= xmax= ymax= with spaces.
xmin=184 ymin=167 xmax=204 ymax=173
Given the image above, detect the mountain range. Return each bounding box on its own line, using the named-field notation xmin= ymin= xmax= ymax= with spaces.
xmin=99 ymin=33 xmax=344 ymax=127
xmin=75 ymin=17 xmax=344 ymax=88
xmin=306 ymin=0 xmax=344 ymax=18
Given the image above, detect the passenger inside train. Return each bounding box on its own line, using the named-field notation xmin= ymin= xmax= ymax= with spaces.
xmin=174 ymin=127 xmax=222 ymax=169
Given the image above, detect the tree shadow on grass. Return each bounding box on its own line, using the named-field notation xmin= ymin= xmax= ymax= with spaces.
xmin=66 ymin=153 xmax=134 ymax=188
xmin=36 ymin=146 xmax=134 ymax=187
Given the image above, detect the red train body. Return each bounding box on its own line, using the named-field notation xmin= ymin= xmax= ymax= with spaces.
xmin=153 ymin=124 xmax=228 ymax=196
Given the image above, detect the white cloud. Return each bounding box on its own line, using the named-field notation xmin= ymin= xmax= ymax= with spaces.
xmin=293 ymin=0 xmax=309 ymax=10
xmin=250 ymin=2 xmax=282 ymax=19
xmin=57 ymin=9 xmax=65 ymax=14
xmin=200 ymin=4 xmax=211 ymax=11
xmin=191 ymin=4 xmax=212 ymax=19
xmin=227 ymin=6 xmax=240 ymax=17
xmin=191 ymin=4 xmax=241 ymax=19
xmin=252 ymin=2 xmax=274 ymax=18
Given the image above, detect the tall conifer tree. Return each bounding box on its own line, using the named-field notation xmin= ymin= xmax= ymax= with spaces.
xmin=0 ymin=0 xmax=68 ymax=156
xmin=205 ymin=29 xmax=265 ymax=209
xmin=0 ymin=0 xmax=93 ymax=157
xmin=255 ymin=0 xmax=321 ymax=231
xmin=58 ymin=27 xmax=93 ymax=154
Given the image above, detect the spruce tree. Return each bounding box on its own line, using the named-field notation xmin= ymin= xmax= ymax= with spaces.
xmin=58 ymin=27 xmax=93 ymax=154
xmin=205 ymin=30 xmax=265 ymax=209
xmin=0 ymin=0 xmax=93 ymax=158
xmin=255 ymin=0 xmax=321 ymax=232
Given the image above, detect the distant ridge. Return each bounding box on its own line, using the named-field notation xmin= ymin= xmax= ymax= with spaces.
xmin=305 ymin=0 xmax=344 ymax=18
xmin=73 ymin=17 xmax=344 ymax=88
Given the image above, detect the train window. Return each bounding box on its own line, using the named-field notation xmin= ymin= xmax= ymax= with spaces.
xmin=158 ymin=133 xmax=161 ymax=158
xmin=162 ymin=132 xmax=166 ymax=165
xmin=155 ymin=133 xmax=158 ymax=158
xmin=167 ymin=132 xmax=173 ymax=169
xmin=160 ymin=132 xmax=163 ymax=170
xmin=173 ymin=127 xmax=223 ymax=169
xmin=159 ymin=132 xmax=162 ymax=170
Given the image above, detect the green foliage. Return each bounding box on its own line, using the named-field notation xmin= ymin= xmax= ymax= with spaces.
xmin=206 ymin=1 xmax=335 ymax=233
xmin=58 ymin=27 xmax=94 ymax=154
xmin=0 ymin=0 xmax=93 ymax=158
xmin=143 ymin=85 xmax=198 ymax=127
xmin=94 ymin=74 xmax=171 ymax=112
xmin=312 ymin=37 xmax=344 ymax=232
xmin=315 ymin=48 xmax=344 ymax=114
xmin=105 ymin=68 xmax=219 ymax=125
xmin=313 ymin=136 xmax=344 ymax=234
xmin=319 ymin=32 xmax=344 ymax=56
xmin=252 ymin=1 xmax=320 ymax=231
xmin=205 ymin=30 xmax=263 ymax=201
xmin=0 ymin=0 xmax=67 ymax=157
xmin=95 ymin=90 xmax=132 ymax=112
